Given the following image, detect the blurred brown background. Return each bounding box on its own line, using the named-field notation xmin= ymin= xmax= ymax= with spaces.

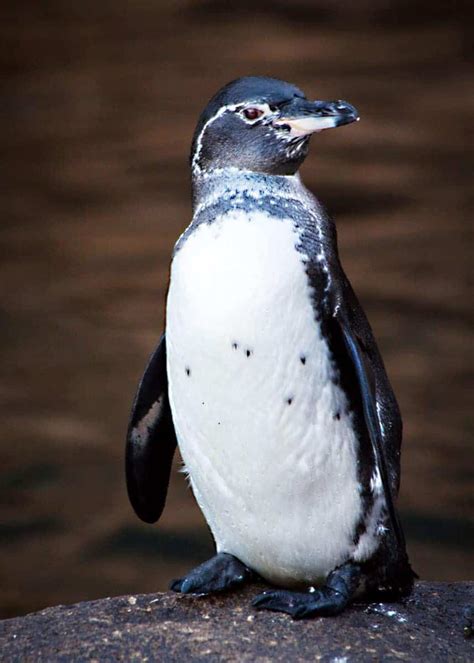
xmin=1 ymin=1 xmax=472 ymax=619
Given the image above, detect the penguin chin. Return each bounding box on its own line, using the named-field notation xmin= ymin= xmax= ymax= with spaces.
xmin=285 ymin=139 xmax=310 ymax=165
xmin=266 ymin=132 xmax=309 ymax=171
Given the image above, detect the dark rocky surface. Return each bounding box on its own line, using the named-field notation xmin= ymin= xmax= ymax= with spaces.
xmin=0 ymin=583 xmax=472 ymax=662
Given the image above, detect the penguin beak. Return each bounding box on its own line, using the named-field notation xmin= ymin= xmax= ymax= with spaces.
xmin=274 ymin=99 xmax=359 ymax=137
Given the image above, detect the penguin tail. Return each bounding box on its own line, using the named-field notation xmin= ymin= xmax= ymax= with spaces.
xmin=361 ymin=540 xmax=418 ymax=601
xmin=369 ymin=553 xmax=418 ymax=601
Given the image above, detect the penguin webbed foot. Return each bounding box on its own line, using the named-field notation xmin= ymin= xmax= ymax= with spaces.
xmin=170 ymin=552 xmax=254 ymax=595
xmin=252 ymin=562 xmax=361 ymax=620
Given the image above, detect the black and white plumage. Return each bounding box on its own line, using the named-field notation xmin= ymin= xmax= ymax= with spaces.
xmin=126 ymin=76 xmax=415 ymax=618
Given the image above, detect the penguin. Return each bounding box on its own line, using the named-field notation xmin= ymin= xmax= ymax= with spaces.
xmin=126 ymin=76 xmax=415 ymax=619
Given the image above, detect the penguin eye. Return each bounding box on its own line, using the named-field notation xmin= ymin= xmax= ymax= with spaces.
xmin=242 ymin=107 xmax=265 ymax=121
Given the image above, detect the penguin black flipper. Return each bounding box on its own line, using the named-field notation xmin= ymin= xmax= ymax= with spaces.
xmin=328 ymin=278 xmax=416 ymax=595
xmin=331 ymin=299 xmax=405 ymax=550
xmin=126 ymin=334 xmax=177 ymax=523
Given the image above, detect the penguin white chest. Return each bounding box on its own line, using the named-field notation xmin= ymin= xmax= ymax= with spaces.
xmin=166 ymin=210 xmax=363 ymax=585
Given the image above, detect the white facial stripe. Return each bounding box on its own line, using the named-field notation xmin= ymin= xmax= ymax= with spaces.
xmin=192 ymin=101 xmax=278 ymax=174
xmin=274 ymin=116 xmax=338 ymax=137
xmin=192 ymin=103 xmax=238 ymax=174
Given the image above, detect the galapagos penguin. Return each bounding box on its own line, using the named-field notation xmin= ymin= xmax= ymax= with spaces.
xmin=126 ymin=76 xmax=415 ymax=619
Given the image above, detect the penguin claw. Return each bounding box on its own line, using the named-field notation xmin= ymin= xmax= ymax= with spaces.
xmin=252 ymin=588 xmax=348 ymax=619
xmin=169 ymin=577 xmax=200 ymax=594
xmin=252 ymin=590 xmax=319 ymax=618
xmin=170 ymin=552 xmax=253 ymax=595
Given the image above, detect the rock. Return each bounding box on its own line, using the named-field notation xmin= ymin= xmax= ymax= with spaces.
xmin=0 ymin=582 xmax=472 ymax=661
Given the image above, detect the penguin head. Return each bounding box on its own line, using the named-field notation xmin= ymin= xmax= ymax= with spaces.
xmin=191 ymin=76 xmax=359 ymax=177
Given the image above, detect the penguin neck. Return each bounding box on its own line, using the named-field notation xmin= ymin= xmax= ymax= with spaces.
xmin=191 ymin=167 xmax=309 ymax=216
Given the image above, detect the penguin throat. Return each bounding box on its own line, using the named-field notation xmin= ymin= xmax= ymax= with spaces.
xmin=191 ymin=168 xmax=306 ymax=215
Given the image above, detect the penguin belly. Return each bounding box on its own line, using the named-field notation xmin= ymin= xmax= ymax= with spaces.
xmin=166 ymin=210 xmax=363 ymax=586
